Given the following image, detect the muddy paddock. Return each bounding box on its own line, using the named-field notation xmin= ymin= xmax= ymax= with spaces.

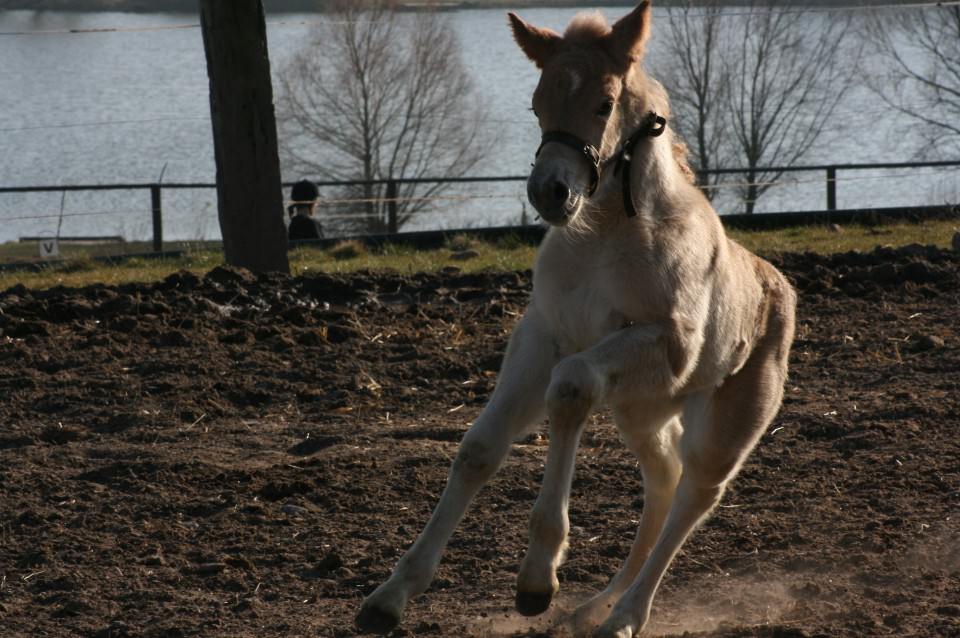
xmin=0 ymin=244 xmax=958 ymax=637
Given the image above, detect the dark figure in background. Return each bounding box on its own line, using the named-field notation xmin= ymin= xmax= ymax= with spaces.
xmin=287 ymin=179 xmax=325 ymax=241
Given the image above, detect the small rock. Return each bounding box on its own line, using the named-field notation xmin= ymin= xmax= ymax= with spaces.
xmin=219 ymin=330 xmax=252 ymax=345
xmin=902 ymin=261 xmax=933 ymax=282
xmin=952 ymin=231 xmax=960 ymax=252
xmin=162 ymin=270 xmax=200 ymax=291
xmin=316 ymin=551 xmax=343 ymax=575
xmin=449 ymin=249 xmax=480 ymax=261
xmin=869 ymin=263 xmax=898 ymax=284
xmin=295 ymin=328 xmax=326 ymax=347
xmin=154 ymin=329 xmax=191 ymax=348
xmin=184 ymin=562 xmax=226 ymax=576
xmin=281 ymin=503 xmax=309 ymax=517
xmin=828 ymin=223 xmax=843 ymax=233
xmin=137 ymin=551 xmax=165 ymax=566
xmin=204 ymin=265 xmax=255 ymax=287
xmin=900 ymin=243 xmax=928 ymax=257
xmin=914 ymin=334 xmax=945 ymax=351
xmin=223 ymin=555 xmax=255 ymax=571
xmin=92 ymin=622 xmax=130 ymax=638
xmin=38 ymin=424 xmax=83 ymax=445
xmin=287 ymin=435 xmax=341 ymax=456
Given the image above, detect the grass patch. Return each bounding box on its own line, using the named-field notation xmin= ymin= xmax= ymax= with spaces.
xmin=727 ymin=219 xmax=959 ymax=256
xmin=444 ymin=232 xmax=480 ymax=252
xmin=327 ymin=239 xmax=367 ymax=261
xmin=0 ymin=219 xmax=956 ymax=291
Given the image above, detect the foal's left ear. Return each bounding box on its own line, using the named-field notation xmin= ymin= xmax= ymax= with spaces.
xmin=607 ymin=1 xmax=653 ymax=68
xmin=509 ymin=12 xmax=561 ymax=69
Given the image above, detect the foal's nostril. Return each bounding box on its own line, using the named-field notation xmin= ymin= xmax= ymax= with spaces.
xmin=552 ymin=181 xmax=570 ymax=204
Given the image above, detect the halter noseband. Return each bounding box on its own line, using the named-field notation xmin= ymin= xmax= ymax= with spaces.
xmin=534 ymin=111 xmax=667 ymax=218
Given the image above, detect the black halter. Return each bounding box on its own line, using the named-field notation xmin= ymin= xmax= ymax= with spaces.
xmin=534 ymin=111 xmax=667 ymax=218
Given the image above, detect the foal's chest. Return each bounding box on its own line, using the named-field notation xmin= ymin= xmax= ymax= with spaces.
xmin=533 ymin=268 xmax=660 ymax=356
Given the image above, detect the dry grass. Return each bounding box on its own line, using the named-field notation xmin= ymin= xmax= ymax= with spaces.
xmin=0 ymin=219 xmax=956 ymax=291
xmin=726 ymin=219 xmax=959 ymax=256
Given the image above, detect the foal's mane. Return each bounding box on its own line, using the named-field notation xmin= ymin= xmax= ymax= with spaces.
xmin=564 ymin=11 xmax=611 ymax=41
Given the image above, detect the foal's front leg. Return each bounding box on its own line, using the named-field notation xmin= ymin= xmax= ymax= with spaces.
xmin=515 ymin=324 xmax=681 ymax=617
xmin=356 ymin=308 xmax=556 ymax=634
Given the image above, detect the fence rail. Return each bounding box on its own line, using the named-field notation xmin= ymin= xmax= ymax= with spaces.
xmin=1 ymin=159 xmax=957 ymax=251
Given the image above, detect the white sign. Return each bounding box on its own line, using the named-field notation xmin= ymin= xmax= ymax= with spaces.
xmin=39 ymin=238 xmax=60 ymax=259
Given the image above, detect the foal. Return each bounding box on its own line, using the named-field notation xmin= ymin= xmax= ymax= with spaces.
xmin=357 ymin=3 xmax=796 ymax=636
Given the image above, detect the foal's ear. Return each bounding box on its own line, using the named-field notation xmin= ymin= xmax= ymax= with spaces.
xmin=608 ymin=1 xmax=652 ymax=67
xmin=508 ymin=12 xmax=561 ymax=69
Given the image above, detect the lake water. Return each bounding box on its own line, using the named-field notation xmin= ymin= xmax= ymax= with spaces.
xmin=0 ymin=6 xmax=957 ymax=244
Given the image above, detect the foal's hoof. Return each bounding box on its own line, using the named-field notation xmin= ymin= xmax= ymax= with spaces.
xmin=516 ymin=590 xmax=554 ymax=616
xmin=355 ymin=602 xmax=400 ymax=635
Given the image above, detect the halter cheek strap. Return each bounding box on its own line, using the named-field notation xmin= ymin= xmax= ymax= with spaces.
xmin=614 ymin=112 xmax=667 ymax=217
xmin=535 ymin=111 xmax=667 ymax=218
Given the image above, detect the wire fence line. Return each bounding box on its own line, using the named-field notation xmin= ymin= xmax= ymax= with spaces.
xmin=1 ymin=159 xmax=957 ymax=248
xmin=1 ymin=1 xmax=958 ymax=37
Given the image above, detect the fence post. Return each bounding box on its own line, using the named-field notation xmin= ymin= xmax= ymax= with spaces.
xmin=150 ymin=184 xmax=163 ymax=252
xmin=386 ymin=179 xmax=398 ymax=234
xmin=826 ymin=166 xmax=837 ymax=212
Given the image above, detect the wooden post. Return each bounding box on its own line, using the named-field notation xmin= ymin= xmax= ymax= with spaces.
xmin=826 ymin=166 xmax=837 ymax=211
xmin=386 ymin=180 xmax=399 ymax=234
xmin=150 ymin=184 xmax=163 ymax=253
xmin=200 ymin=0 xmax=289 ymax=274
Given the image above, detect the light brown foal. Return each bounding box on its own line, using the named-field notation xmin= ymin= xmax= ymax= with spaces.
xmin=357 ymin=3 xmax=796 ymax=636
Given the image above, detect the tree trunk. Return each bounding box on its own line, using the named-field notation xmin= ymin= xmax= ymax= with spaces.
xmin=200 ymin=0 xmax=289 ymax=274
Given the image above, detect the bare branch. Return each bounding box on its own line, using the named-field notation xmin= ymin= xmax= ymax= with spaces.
xmin=722 ymin=0 xmax=856 ymax=213
xmin=274 ymin=0 xmax=491 ymax=234
xmin=861 ymin=5 xmax=960 ymax=157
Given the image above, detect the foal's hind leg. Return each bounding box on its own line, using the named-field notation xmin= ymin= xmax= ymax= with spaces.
xmin=595 ymin=341 xmax=790 ymax=638
xmin=357 ymin=309 xmax=556 ymax=634
xmin=570 ymin=412 xmax=682 ymax=635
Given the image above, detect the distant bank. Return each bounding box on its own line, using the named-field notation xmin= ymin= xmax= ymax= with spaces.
xmin=1 ymin=1 xmax=925 ymax=13
xmin=0 ymin=0 xmax=638 ymax=13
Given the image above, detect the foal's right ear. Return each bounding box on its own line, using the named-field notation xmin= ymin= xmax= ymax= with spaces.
xmin=608 ymin=1 xmax=653 ymax=67
xmin=508 ymin=12 xmax=561 ymax=69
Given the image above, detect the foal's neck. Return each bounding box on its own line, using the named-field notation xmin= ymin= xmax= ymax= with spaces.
xmin=576 ymin=130 xmax=688 ymax=235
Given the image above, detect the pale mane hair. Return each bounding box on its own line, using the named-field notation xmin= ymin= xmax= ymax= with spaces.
xmin=672 ymin=141 xmax=697 ymax=185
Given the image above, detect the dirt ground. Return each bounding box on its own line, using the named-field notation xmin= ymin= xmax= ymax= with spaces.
xmin=0 ymin=244 xmax=958 ymax=638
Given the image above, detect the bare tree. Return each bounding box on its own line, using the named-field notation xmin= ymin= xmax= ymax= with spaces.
xmin=727 ymin=0 xmax=857 ymax=213
xmin=725 ymin=1 xmax=855 ymax=214
xmin=862 ymin=4 xmax=960 ymax=157
xmin=658 ymin=0 xmax=731 ymax=201
xmin=275 ymin=1 xmax=491 ymax=235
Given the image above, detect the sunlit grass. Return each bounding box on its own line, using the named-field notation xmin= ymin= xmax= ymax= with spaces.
xmin=727 ymin=219 xmax=959 ymax=255
xmin=0 ymin=219 xmax=955 ymax=291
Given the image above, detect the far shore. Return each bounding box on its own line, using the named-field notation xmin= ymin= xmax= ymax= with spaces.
xmin=1 ymin=1 xmax=638 ymax=14
xmin=2 ymin=0 xmax=901 ymax=15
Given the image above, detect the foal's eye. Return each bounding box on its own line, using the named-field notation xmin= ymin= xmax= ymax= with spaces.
xmin=597 ymin=99 xmax=615 ymax=118
xmin=529 ymin=106 xmax=538 ymax=118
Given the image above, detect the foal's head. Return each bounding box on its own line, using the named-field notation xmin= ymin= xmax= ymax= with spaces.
xmin=510 ymin=1 xmax=667 ymax=226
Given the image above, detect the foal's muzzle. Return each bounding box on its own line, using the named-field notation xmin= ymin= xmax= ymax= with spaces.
xmin=527 ymin=132 xmax=599 ymax=224
xmin=526 ymin=172 xmax=581 ymax=224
